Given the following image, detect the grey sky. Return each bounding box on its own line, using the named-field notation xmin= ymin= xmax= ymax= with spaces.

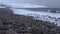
xmin=15 ymin=0 xmax=60 ymax=8
xmin=0 ymin=0 xmax=60 ymax=8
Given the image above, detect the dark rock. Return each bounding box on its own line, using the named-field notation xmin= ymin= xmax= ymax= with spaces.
xmin=0 ymin=8 xmax=60 ymax=34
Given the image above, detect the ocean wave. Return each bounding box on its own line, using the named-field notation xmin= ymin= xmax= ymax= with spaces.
xmin=13 ymin=9 xmax=60 ymax=26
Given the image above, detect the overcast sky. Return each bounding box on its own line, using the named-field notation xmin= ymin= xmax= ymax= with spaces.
xmin=0 ymin=0 xmax=60 ymax=8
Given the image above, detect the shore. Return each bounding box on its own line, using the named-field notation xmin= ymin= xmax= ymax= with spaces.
xmin=0 ymin=8 xmax=60 ymax=34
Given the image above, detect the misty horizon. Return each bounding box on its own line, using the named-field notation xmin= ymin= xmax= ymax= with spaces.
xmin=0 ymin=0 xmax=60 ymax=8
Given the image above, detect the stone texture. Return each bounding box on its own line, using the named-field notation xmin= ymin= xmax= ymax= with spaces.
xmin=0 ymin=8 xmax=60 ymax=34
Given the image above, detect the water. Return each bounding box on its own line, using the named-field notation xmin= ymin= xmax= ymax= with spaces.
xmin=12 ymin=9 xmax=60 ymax=18
xmin=12 ymin=8 xmax=60 ymax=26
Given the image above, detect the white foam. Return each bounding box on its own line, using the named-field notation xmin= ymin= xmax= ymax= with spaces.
xmin=12 ymin=9 xmax=60 ymax=26
xmin=13 ymin=9 xmax=60 ymax=18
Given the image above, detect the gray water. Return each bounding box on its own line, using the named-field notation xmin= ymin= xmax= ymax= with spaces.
xmin=12 ymin=9 xmax=60 ymax=26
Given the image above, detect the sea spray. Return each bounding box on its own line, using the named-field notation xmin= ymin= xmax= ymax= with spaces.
xmin=26 ymin=13 xmax=60 ymax=26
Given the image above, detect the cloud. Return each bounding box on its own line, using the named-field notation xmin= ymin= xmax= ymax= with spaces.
xmin=15 ymin=0 xmax=60 ymax=8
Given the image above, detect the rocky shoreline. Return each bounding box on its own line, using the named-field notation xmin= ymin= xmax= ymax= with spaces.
xmin=0 ymin=8 xmax=60 ymax=34
xmin=27 ymin=13 xmax=60 ymax=26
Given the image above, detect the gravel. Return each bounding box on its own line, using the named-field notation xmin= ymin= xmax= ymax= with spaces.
xmin=0 ymin=8 xmax=60 ymax=34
